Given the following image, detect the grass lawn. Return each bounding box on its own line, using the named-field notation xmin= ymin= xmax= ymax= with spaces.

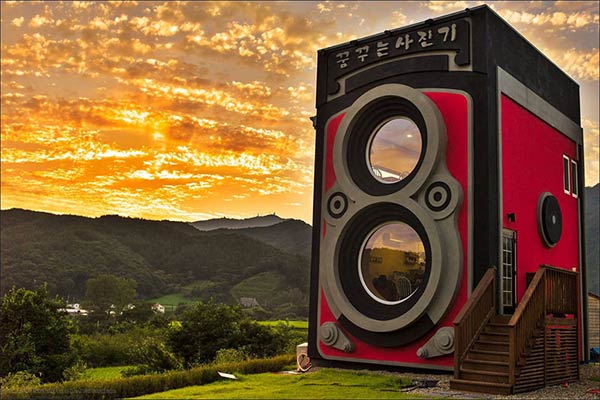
xmin=82 ymin=365 xmax=130 ymax=380
xmin=132 ymin=368 xmax=423 ymax=399
xmin=259 ymin=320 xmax=308 ymax=329
xmin=149 ymin=292 xmax=196 ymax=307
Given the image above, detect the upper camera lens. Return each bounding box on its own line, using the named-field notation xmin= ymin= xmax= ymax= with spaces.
xmin=367 ymin=117 xmax=422 ymax=184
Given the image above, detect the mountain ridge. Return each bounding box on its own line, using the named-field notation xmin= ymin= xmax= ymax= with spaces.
xmin=191 ymin=214 xmax=287 ymax=231
xmin=0 ymin=208 xmax=309 ymax=318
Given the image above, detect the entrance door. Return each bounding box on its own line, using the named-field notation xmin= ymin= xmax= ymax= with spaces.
xmin=501 ymin=229 xmax=517 ymax=314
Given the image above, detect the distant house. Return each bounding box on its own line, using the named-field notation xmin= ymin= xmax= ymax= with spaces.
xmin=60 ymin=303 xmax=89 ymax=316
xmin=152 ymin=303 xmax=165 ymax=313
xmin=240 ymin=297 xmax=259 ymax=308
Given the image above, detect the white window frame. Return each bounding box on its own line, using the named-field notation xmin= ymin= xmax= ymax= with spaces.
xmin=571 ymin=159 xmax=578 ymax=198
xmin=563 ymin=155 xmax=570 ymax=195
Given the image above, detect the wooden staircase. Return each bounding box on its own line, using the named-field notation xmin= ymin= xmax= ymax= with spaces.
xmin=451 ymin=314 xmax=512 ymax=394
xmin=450 ymin=266 xmax=580 ymax=395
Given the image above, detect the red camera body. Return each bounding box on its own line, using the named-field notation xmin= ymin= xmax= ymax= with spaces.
xmin=308 ymin=5 xmax=586 ymax=371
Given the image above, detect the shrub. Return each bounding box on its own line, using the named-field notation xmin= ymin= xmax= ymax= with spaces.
xmin=72 ymin=326 xmax=168 ymax=367
xmin=71 ymin=334 xmax=132 ymax=367
xmin=167 ymin=301 xmax=244 ymax=366
xmin=214 ymin=348 xmax=247 ymax=364
xmin=0 ymin=286 xmax=77 ymax=382
xmin=0 ymin=355 xmax=294 ymax=400
xmin=0 ymin=371 xmax=41 ymax=388
xmin=62 ymin=360 xmax=87 ymax=382
xmin=125 ymin=337 xmax=182 ymax=374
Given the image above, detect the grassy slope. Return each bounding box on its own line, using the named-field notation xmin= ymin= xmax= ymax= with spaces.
xmin=259 ymin=320 xmax=308 ymax=329
xmin=82 ymin=366 xmax=130 ymax=380
xmin=132 ymin=369 xmax=420 ymax=399
xmin=149 ymin=293 xmax=196 ymax=307
xmin=230 ymin=271 xmax=286 ymax=304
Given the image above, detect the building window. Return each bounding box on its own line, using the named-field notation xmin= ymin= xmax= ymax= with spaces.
xmin=563 ymin=155 xmax=570 ymax=194
xmin=571 ymin=160 xmax=578 ymax=198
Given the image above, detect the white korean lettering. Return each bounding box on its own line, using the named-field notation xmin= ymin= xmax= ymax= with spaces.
xmin=355 ymin=45 xmax=369 ymax=62
xmin=395 ymin=34 xmax=414 ymax=50
xmin=376 ymin=41 xmax=389 ymax=57
xmin=336 ymin=51 xmax=350 ymax=69
xmin=437 ymin=23 xmax=457 ymax=42
xmin=417 ymin=30 xmax=433 ymax=48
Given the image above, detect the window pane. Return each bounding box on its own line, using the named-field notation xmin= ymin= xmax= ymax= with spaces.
xmin=563 ymin=156 xmax=570 ymax=193
xmin=360 ymin=222 xmax=426 ymax=304
xmin=368 ymin=118 xmax=422 ymax=184
xmin=571 ymin=160 xmax=578 ymax=196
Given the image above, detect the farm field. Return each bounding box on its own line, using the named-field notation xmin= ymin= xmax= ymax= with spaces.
xmin=148 ymin=293 xmax=196 ymax=308
xmin=132 ymin=368 xmax=422 ymax=399
xmin=258 ymin=320 xmax=308 ymax=329
xmin=82 ymin=366 xmax=130 ymax=380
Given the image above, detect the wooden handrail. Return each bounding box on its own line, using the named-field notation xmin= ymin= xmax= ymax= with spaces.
xmin=508 ymin=268 xmax=545 ymax=327
xmin=507 ymin=265 xmax=579 ymax=387
xmin=453 ymin=267 xmax=496 ymax=378
xmin=454 ymin=267 xmax=497 ymax=325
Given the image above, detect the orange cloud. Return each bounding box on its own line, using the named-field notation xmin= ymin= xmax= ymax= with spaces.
xmin=0 ymin=1 xmax=597 ymax=223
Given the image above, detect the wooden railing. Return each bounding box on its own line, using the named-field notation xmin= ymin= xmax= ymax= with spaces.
xmin=453 ymin=266 xmax=497 ymax=378
xmin=507 ymin=265 xmax=579 ymax=386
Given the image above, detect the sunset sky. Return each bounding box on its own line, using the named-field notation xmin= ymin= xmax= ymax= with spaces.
xmin=1 ymin=1 xmax=598 ymax=223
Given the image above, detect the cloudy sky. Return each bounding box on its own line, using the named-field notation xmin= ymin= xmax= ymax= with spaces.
xmin=1 ymin=1 xmax=598 ymax=223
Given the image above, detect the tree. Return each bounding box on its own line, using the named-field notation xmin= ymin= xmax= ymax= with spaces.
xmin=167 ymin=301 xmax=243 ymax=365
xmin=167 ymin=301 xmax=288 ymax=366
xmin=84 ymin=274 xmax=137 ymax=314
xmin=0 ymin=285 xmax=77 ymax=382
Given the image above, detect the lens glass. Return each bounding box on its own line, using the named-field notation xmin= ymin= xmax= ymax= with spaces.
xmin=368 ymin=118 xmax=421 ymax=184
xmin=359 ymin=222 xmax=426 ymax=304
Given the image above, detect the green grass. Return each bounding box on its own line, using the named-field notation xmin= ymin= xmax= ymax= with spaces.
xmin=132 ymin=368 xmax=421 ymax=399
xmin=259 ymin=320 xmax=308 ymax=329
xmin=230 ymin=271 xmax=285 ymax=304
xmin=149 ymin=293 xmax=196 ymax=307
xmin=82 ymin=366 xmax=130 ymax=380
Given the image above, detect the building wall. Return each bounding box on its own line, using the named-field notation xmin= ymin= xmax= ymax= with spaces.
xmin=501 ymin=95 xmax=580 ymax=302
xmin=589 ymin=293 xmax=600 ymax=349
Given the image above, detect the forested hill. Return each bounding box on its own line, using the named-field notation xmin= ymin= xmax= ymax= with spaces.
xmin=0 ymin=209 xmax=310 ymax=313
xmin=204 ymin=219 xmax=312 ymax=258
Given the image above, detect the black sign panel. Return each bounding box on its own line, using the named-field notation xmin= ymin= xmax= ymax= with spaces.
xmin=326 ymin=19 xmax=470 ymax=95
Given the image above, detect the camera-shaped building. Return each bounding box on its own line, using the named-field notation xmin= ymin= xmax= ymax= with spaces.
xmin=308 ymin=5 xmax=586 ymax=394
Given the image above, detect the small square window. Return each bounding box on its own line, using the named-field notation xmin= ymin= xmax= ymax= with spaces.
xmin=571 ymin=160 xmax=578 ymax=198
xmin=563 ymin=155 xmax=570 ymax=194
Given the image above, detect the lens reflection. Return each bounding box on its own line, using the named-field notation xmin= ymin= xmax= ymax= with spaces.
xmin=368 ymin=118 xmax=422 ymax=184
xmin=359 ymin=222 xmax=426 ymax=304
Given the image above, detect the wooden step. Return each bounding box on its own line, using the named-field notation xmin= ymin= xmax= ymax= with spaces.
xmin=450 ymin=378 xmax=512 ymax=394
xmin=462 ymin=358 xmax=509 ymax=372
xmin=479 ymin=332 xmax=509 ymax=342
xmin=472 ymin=340 xmax=509 ymax=352
xmin=467 ymin=349 xmax=509 ymax=362
xmin=486 ymin=322 xmax=511 ymax=333
xmin=459 ymin=368 xmax=510 ymax=383
xmin=491 ymin=315 xmax=512 ymax=324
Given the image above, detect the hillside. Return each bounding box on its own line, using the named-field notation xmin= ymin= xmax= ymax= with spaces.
xmin=0 ymin=209 xmax=309 ymax=317
xmin=191 ymin=214 xmax=285 ymax=231
xmin=585 ymin=184 xmax=599 ymax=295
xmin=206 ymin=219 xmax=312 ymax=258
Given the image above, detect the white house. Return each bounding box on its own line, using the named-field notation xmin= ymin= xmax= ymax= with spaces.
xmin=152 ymin=303 xmax=165 ymax=313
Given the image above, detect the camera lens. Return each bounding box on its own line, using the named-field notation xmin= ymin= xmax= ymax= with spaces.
xmin=359 ymin=222 xmax=427 ymax=305
xmin=367 ymin=118 xmax=422 ymax=184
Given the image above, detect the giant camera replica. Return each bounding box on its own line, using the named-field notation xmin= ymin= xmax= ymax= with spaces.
xmin=308 ymin=5 xmax=586 ymax=372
